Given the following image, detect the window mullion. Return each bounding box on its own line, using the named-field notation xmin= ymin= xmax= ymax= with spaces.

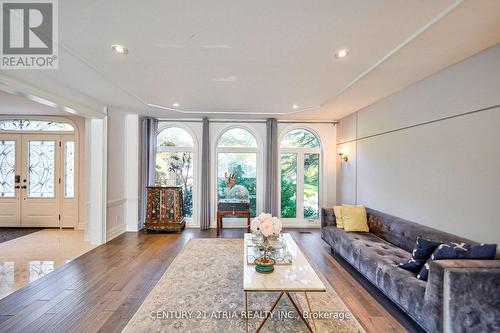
xmin=297 ymin=152 xmax=305 ymax=220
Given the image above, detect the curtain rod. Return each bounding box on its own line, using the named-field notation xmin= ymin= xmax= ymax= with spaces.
xmin=156 ymin=118 xmax=337 ymax=125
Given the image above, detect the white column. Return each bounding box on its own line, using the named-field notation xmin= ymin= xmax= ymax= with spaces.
xmin=125 ymin=114 xmax=140 ymax=231
xmin=85 ymin=116 xmax=108 ymax=244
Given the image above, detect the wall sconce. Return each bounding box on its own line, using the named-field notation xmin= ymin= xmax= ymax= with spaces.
xmin=338 ymin=151 xmax=348 ymax=162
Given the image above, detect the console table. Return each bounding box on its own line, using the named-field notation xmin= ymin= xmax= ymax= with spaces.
xmin=216 ymin=210 xmax=250 ymax=236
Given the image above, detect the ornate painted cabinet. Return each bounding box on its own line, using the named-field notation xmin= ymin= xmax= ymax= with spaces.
xmin=145 ymin=186 xmax=185 ymax=232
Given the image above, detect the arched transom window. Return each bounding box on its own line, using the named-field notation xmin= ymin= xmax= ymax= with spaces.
xmin=0 ymin=119 xmax=74 ymax=132
xmin=280 ymin=129 xmax=321 ymax=220
xmin=216 ymin=127 xmax=258 ymax=216
xmin=155 ymin=126 xmax=195 ymax=217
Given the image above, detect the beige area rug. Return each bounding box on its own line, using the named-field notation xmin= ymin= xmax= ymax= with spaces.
xmin=123 ymin=238 xmax=365 ymax=333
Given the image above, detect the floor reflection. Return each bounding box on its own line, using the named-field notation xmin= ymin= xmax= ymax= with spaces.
xmin=0 ymin=229 xmax=95 ymax=300
xmin=29 ymin=260 xmax=55 ymax=282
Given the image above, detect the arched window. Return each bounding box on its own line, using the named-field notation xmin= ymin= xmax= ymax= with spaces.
xmin=280 ymin=129 xmax=321 ymax=220
xmin=216 ymin=127 xmax=258 ymax=216
xmin=155 ymin=126 xmax=195 ymax=217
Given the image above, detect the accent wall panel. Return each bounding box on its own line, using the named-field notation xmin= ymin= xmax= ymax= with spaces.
xmin=356 ymin=107 xmax=500 ymax=244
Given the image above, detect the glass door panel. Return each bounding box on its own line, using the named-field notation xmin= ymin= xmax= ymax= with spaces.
xmin=0 ymin=132 xmax=77 ymax=228
xmin=217 ymin=152 xmax=257 ymax=217
xmin=64 ymin=141 xmax=75 ymax=198
xmin=0 ymin=135 xmax=21 ymax=227
xmin=27 ymin=140 xmax=56 ymax=198
xmin=155 ymin=151 xmax=193 ymax=217
xmin=280 ymin=153 xmax=297 ymax=218
xmin=21 ymin=135 xmax=60 ymax=227
xmin=0 ymin=140 xmax=16 ymax=197
xmin=303 ymin=153 xmax=319 ymax=219
xmin=61 ymin=136 xmax=78 ymax=228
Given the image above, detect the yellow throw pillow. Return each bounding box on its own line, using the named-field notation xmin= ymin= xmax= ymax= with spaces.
xmin=342 ymin=205 xmax=369 ymax=232
xmin=333 ymin=206 xmax=344 ymax=228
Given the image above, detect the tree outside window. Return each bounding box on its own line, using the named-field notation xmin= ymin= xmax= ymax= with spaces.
xmin=216 ymin=128 xmax=258 ymax=217
xmin=280 ymin=129 xmax=321 ymax=220
xmin=155 ymin=127 xmax=194 ymax=217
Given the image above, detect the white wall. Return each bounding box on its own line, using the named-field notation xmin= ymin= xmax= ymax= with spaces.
xmin=106 ymin=110 xmax=139 ymax=240
xmin=125 ymin=114 xmax=139 ymax=231
xmin=336 ymin=44 xmax=500 ymax=244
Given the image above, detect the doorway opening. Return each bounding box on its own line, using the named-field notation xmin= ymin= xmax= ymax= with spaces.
xmin=0 ymin=118 xmax=78 ymax=228
xmin=0 ymin=117 xmax=94 ymax=300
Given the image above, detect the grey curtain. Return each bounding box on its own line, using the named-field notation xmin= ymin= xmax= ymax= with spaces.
xmin=139 ymin=117 xmax=158 ymax=228
xmin=200 ymin=117 xmax=211 ymax=230
xmin=265 ymin=118 xmax=279 ymax=215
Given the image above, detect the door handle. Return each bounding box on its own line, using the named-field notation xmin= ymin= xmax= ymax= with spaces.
xmin=15 ymin=185 xmax=20 ymax=189
xmin=21 ymin=185 xmax=27 ymax=189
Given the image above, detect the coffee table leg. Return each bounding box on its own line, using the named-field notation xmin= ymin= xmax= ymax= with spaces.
xmin=255 ymin=291 xmax=284 ymax=333
xmin=246 ymin=213 xmax=250 ymax=233
xmin=286 ymin=292 xmax=314 ymax=332
xmin=304 ymin=292 xmax=317 ymax=333
xmin=217 ymin=215 xmax=220 ymax=236
xmin=245 ymin=291 xmax=248 ymax=333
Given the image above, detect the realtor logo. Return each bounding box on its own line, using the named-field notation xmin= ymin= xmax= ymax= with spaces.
xmin=1 ymin=0 xmax=58 ymax=69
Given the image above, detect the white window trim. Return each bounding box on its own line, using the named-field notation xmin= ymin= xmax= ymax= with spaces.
xmin=156 ymin=146 xmax=194 ymax=153
xmin=155 ymin=123 xmax=199 ymax=224
xmin=278 ymin=126 xmax=323 ymax=225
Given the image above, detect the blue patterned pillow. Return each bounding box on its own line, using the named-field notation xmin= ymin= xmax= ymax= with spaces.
xmin=397 ymin=236 xmax=441 ymax=272
xmin=416 ymin=243 xmax=497 ymax=281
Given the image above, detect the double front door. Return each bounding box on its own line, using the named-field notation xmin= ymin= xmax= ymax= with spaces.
xmin=0 ymin=133 xmax=77 ymax=227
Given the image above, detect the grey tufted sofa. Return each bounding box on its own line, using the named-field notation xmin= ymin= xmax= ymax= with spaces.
xmin=321 ymin=207 xmax=500 ymax=333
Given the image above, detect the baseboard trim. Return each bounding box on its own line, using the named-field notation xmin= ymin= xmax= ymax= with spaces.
xmin=126 ymin=224 xmax=139 ymax=232
xmin=106 ymin=224 xmax=126 ymax=242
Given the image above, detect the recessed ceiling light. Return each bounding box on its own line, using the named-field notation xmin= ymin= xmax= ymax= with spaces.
xmin=335 ymin=49 xmax=349 ymax=59
xmin=111 ymin=44 xmax=128 ymax=55
xmin=172 ymin=103 xmax=180 ymax=107
xmin=292 ymin=104 xmax=299 ymax=109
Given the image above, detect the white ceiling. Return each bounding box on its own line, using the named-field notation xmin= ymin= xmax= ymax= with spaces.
xmin=1 ymin=0 xmax=500 ymax=120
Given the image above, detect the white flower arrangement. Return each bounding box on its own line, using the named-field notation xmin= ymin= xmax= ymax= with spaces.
xmin=250 ymin=213 xmax=282 ymax=238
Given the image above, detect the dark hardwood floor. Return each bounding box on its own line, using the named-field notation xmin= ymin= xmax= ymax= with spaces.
xmin=0 ymin=228 xmax=421 ymax=333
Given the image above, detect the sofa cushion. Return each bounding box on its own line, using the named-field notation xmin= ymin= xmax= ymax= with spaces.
xmin=333 ymin=206 xmax=344 ymax=228
xmin=354 ymin=236 xmax=428 ymax=320
xmin=366 ymin=208 xmax=473 ymax=253
xmin=342 ymin=205 xmax=369 ymax=232
xmin=323 ymin=227 xmax=385 ymax=268
xmin=398 ymin=236 xmax=441 ymax=272
xmin=417 ymin=243 xmax=498 ymax=281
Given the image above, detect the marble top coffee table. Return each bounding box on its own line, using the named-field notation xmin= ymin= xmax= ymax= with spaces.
xmin=243 ymin=233 xmax=326 ymax=332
